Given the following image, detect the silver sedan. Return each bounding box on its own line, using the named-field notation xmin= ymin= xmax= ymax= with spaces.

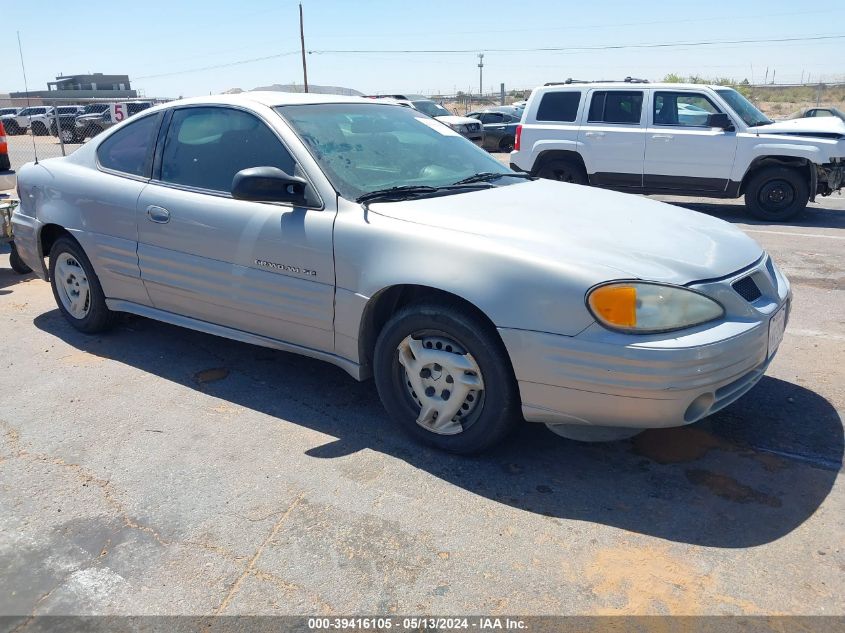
xmin=11 ymin=92 xmax=790 ymax=453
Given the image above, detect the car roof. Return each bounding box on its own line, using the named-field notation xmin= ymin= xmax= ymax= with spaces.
xmin=537 ymin=82 xmax=727 ymax=91
xmin=148 ymin=91 xmax=380 ymax=113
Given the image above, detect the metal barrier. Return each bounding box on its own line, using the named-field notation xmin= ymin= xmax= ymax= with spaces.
xmin=0 ymin=97 xmax=169 ymax=174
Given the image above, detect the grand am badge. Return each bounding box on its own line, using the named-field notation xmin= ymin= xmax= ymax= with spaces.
xmin=255 ymin=259 xmax=317 ymax=276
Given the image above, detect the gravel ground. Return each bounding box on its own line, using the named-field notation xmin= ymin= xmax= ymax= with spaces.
xmin=0 ymin=158 xmax=843 ymax=620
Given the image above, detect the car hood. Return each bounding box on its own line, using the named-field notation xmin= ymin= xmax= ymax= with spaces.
xmin=752 ymin=116 xmax=845 ymax=137
xmin=370 ymin=180 xmax=763 ymax=285
xmin=434 ymin=115 xmax=480 ymax=126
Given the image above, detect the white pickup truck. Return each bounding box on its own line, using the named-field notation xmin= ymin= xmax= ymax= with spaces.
xmin=510 ymin=80 xmax=845 ymax=220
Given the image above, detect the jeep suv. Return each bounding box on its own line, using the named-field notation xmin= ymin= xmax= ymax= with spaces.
xmin=510 ymin=80 xmax=845 ymax=220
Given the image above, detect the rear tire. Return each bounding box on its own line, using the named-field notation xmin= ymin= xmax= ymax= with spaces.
xmin=498 ymin=136 xmax=515 ymax=152
xmin=48 ymin=236 xmax=115 ymax=333
xmin=744 ymin=166 xmax=809 ymax=222
xmin=32 ymin=122 xmax=48 ymax=136
xmin=9 ymin=243 xmax=32 ymax=274
xmin=373 ymin=301 xmax=520 ymax=454
xmin=537 ymin=159 xmax=588 ymax=185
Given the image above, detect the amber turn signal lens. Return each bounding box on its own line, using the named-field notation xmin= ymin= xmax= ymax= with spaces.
xmin=588 ymin=285 xmax=637 ymax=328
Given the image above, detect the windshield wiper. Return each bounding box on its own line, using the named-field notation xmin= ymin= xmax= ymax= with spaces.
xmin=451 ymin=171 xmax=533 ymax=185
xmin=356 ymin=185 xmax=441 ymax=203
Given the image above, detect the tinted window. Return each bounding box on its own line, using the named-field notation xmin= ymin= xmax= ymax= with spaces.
xmin=812 ymin=109 xmax=833 ymax=118
xmin=161 ymin=107 xmax=295 ymax=193
xmin=479 ymin=113 xmax=504 ymax=124
xmin=653 ymin=92 xmax=720 ymax=126
xmin=97 ymin=113 xmax=161 ymax=177
xmin=536 ymin=92 xmax=581 ymax=122
xmin=587 ymin=91 xmax=643 ymax=124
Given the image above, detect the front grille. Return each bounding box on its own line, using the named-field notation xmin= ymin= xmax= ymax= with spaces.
xmin=732 ymin=276 xmax=762 ymax=302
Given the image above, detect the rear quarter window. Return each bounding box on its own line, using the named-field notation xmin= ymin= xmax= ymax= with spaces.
xmin=536 ymin=92 xmax=581 ymax=122
xmin=96 ymin=113 xmax=161 ymax=178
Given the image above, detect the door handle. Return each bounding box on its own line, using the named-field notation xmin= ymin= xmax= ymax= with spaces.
xmin=651 ymin=134 xmax=674 ymax=141
xmin=584 ymin=131 xmax=606 ymax=138
xmin=146 ymin=205 xmax=170 ymax=224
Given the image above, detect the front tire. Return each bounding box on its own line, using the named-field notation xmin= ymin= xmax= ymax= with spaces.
xmin=49 ymin=236 xmax=115 ymax=333
xmin=537 ymin=159 xmax=588 ymax=185
xmin=59 ymin=127 xmax=78 ymax=144
xmin=373 ymin=301 xmax=520 ymax=454
xmin=744 ymin=166 xmax=809 ymax=222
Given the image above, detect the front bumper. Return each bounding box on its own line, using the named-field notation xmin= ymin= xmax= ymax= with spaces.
xmin=501 ymin=255 xmax=791 ymax=429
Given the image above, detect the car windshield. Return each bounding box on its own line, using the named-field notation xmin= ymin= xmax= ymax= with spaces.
xmin=276 ymin=103 xmax=516 ymax=201
xmin=411 ymin=100 xmax=451 ymax=117
xmin=82 ymin=104 xmax=109 ymax=114
xmin=57 ymin=107 xmax=79 ymax=114
xmin=715 ymin=88 xmax=772 ymax=127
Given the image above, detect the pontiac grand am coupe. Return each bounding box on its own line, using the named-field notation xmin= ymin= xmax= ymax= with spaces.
xmin=12 ymin=92 xmax=790 ymax=453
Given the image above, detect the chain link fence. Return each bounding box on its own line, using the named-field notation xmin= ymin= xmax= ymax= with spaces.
xmin=1 ymin=97 xmax=170 ymax=177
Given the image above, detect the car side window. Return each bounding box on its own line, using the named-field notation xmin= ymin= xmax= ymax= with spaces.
xmin=97 ymin=112 xmax=162 ymax=178
xmin=653 ymin=92 xmax=720 ymax=127
xmin=160 ymin=107 xmax=296 ymax=193
xmin=481 ymin=113 xmax=504 ymax=124
xmin=536 ymin=91 xmax=581 ymax=122
xmin=813 ymin=109 xmax=833 ymax=117
xmin=587 ymin=91 xmax=643 ymax=124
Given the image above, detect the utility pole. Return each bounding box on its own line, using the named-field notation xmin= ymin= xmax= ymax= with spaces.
xmin=477 ymin=53 xmax=484 ymax=97
xmin=299 ymin=3 xmax=309 ymax=93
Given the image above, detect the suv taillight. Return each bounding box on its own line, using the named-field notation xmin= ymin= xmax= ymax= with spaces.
xmin=514 ymin=124 xmax=522 ymax=151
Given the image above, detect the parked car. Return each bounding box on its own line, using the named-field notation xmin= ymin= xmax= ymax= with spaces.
xmin=9 ymin=106 xmax=51 ymax=135
xmin=74 ymin=102 xmax=152 ymax=140
xmin=30 ymin=105 xmax=82 ymax=138
xmin=792 ymin=106 xmax=845 ymax=123
xmin=0 ymin=107 xmax=21 ymax=133
xmin=511 ymin=80 xmax=845 ymax=221
xmin=13 ymin=92 xmax=790 ymax=452
xmin=365 ymin=94 xmax=484 ymax=145
xmin=466 ymin=108 xmax=521 ymax=152
xmin=49 ymin=105 xmax=92 ymax=142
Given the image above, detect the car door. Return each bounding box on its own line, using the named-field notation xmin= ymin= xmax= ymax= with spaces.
xmin=136 ymin=105 xmax=336 ymax=351
xmin=577 ymin=90 xmax=646 ymax=187
xmin=643 ymin=91 xmax=738 ymax=192
xmin=479 ymin=112 xmax=507 ymax=149
xmin=73 ymin=111 xmax=164 ymax=306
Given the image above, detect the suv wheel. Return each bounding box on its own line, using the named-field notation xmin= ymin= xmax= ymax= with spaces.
xmin=537 ymin=159 xmax=588 ymax=185
xmin=59 ymin=128 xmax=78 ymax=144
xmin=31 ymin=122 xmax=48 ymax=136
xmin=373 ymin=302 xmax=520 ymax=454
xmin=48 ymin=236 xmax=116 ymax=333
xmin=744 ymin=166 xmax=809 ymax=222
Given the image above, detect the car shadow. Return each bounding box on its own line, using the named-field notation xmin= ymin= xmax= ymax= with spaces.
xmin=654 ymin=198 xmax=845 ymax=229
xmin=34 ymin=309 xmax=843 ymax=549
xmin=0 ymin=244 xmax=36 ymax=293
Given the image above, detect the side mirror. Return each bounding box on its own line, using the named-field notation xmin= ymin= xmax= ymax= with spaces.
xmin=706 ymin=112 xmax=734 ymax=131
xmin=231 ymin=166 xmax=308 ymax=205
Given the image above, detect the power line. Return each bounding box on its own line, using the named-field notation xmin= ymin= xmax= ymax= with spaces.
xmin=308 ymin=33 xmax=845 ymax=55
xmin=134 ymin=51 xmax=300 ymax=80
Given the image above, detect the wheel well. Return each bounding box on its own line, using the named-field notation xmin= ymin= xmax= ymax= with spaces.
xmin=358 ymin=285 xmax=502 ymax=369
xmin=532 ymin=150 xmax=587 ymax=176
xmin=740 ymin=156 xmax=812 ymax=196
xmin=39 ymin=224 xmax=73 ymax=262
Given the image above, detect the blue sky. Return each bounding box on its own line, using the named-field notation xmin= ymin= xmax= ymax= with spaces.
xmin=3 ymin=0 xmax=844 ymax=98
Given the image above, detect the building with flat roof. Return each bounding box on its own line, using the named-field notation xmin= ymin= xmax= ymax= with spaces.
xmin=10 ymin=73 xmax=137 ymax=101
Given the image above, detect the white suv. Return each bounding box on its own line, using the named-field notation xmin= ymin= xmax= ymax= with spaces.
xmin=510 ymin=80 xmax=845 ymax=220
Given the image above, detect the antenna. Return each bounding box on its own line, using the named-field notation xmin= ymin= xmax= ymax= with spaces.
xmin=17 ymin=31 xmax=38 ymax=164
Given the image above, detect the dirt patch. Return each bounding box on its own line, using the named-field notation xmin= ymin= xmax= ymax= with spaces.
xmin=194 ymin=368 xmax=230 ymax=385
xmin=685 ymin=469 xmax=782 ymax=507
xmin=632 ymin=427 xmax=731 ymax=464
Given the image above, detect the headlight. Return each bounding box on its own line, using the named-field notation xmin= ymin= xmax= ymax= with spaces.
xmin=587 ymin=282 xmax=724 ymax=333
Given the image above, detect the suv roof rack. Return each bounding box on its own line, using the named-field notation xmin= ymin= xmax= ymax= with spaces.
xmin=543 ymin=77 xmax=650 ymax=86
